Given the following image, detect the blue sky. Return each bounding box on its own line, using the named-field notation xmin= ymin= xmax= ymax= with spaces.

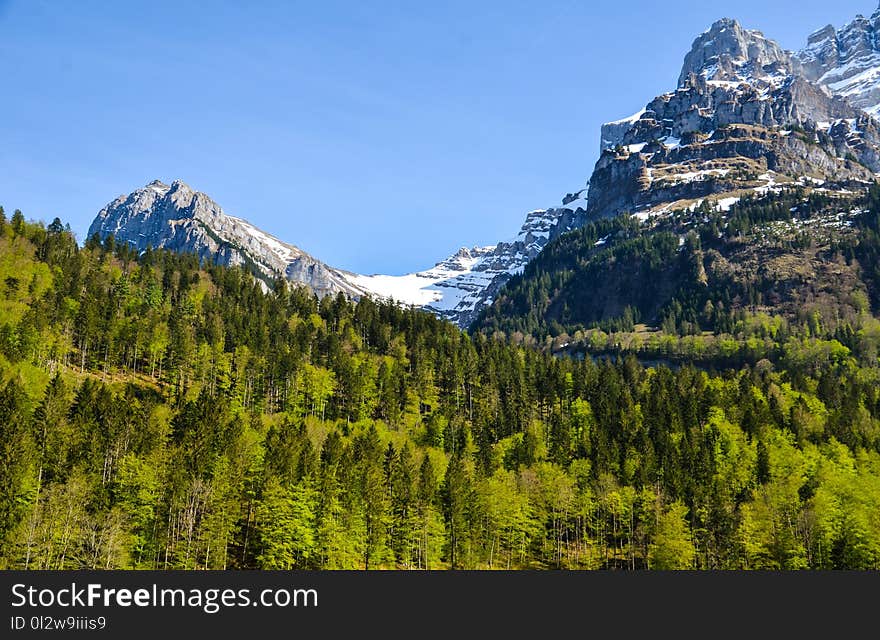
xmin=0 ymin=0 xmax=876 ymax=273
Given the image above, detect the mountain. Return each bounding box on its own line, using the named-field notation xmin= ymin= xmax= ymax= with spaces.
xmin=794 ymin=4 xmax=880 ymax=116
xmin=89 ymin=179 xmax=588 ymax=328
xmin=350 ymin=197 xmax=587 ymax=327
xmin=450 ymin=9 xmax=880 ymax=327
xmin=586 ymin=17 xmax=880 ymax=228
xmin=474 ymin=13 xmax=880 ymax=340
xmin=88 ymin=179 xmax=367 ymax=298
xmin=89 ymin=9 xmax=880 ymax=333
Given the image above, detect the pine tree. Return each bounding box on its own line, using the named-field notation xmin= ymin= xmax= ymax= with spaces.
xmin=0 ymin=380 xmax=32 ymax=562
xmin=441 ymin=451 xmax=474 ymax=569
xmin=10 ymin=209 xmax=25 ymax=236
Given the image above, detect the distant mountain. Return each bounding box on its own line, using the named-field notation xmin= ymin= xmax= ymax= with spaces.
xmin=351 ymin=198 xmax=588 ymax=327
xmin=795 ymin=4 xmax=880 ymax=117
xmin=88 ymin=180 xmax=588 ymax=327
xmin=88 ymin=179 xmax=367 ymax=298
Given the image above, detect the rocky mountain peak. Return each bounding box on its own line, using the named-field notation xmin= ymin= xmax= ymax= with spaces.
xmin=806 ymin=24 xmax=837 ymax=48
xmin=678 ymin=18 xmax=791 ymax=87
xmin=88 ymin=180 xmax=369 ymax=299
xmin=167 ymin=179 xmax=197 ymax=209
xmin=591 ymin=15 xmax=880 ymax=226
xmin=794 ymin=5 xmax=880 ymax=116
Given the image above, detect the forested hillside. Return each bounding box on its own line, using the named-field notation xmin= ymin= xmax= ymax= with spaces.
xmin=0 ymin=206 xmax=879 ymax=570
xmin=474 ymin=185 xmax=880 ymax=363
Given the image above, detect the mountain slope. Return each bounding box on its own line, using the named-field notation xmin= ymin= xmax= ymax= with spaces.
xmin=473 ymin=187 xmax=876 ymax=340
xmin=5 ymin=212 xmax=880 ymax=571
xmin=88 ymin=179 xmax=367 ymax=298
xmin=795 ymin=4 xmax=880 ymax=117
xmin=474 ymin=15 xmax=880 ymax=341
xmin=88 ymin=179 xmax=589 ymax=327
xmin=351 ymin=197 xmax=587 ymax=327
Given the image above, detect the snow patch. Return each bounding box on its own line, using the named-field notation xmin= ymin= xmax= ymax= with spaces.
xmin=664 ymin=168 xmax=730 ymax=183
xmin=715 ymin=197 xmax=740 ymax=211
xmin=606 ymin=108 xmax=646 ymax=126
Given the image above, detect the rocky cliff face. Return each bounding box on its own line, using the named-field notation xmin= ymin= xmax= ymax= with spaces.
xmin=350 ymin=194 xmax=587 ymax=328
xmin=677 ymin=17 xmax=791 ymax=87
xmin=88 ymin=179 xmax=367 ymax=298
xmin=588 ymin=18 xmax=880 ymax=224
xmin=795 ymin=5 xmax=880 ymax=116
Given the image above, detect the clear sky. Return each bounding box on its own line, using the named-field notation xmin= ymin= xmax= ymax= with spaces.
xmin=1 ymin=0 xmax=877 ymax=274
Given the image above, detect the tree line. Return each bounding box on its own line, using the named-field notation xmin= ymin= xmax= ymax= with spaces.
xmin=474 ymin=186 xmax=874 ymax=345
xmin=0 ymin=207 xmax=878 ymax=569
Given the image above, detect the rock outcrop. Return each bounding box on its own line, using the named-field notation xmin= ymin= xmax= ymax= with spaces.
xmin=677 ymin=17 xmax=791 ymax=87
xmin=795 ymin=5 xmax=880 ymax=116
xmin=587 ymin=18 xmax=880 ymax=223
xmin=88 ymin=179 xmax=367 ymax=298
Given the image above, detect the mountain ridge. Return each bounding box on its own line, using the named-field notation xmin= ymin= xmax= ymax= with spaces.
xmin=89 ymin=177 xmax=591 ymax=327
xmin=88 ymin=178 xmax=369 ymax=299
xmin=588 ymin=14 xmax=880 ymax=229
xmin=88 ymin=7 xmax=880 ymax=330
xmin=794 ymin=3 xmax=880 ymax=116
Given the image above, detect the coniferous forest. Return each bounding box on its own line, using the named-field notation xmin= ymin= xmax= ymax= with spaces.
xmin=1 ymin=204 xmax=879 ymax=570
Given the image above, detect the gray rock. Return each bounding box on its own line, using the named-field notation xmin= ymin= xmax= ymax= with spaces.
xmin=88 ymin=179 xmax=367 ymax=299
xmin=588 ymin=17 xmax=880 ymax=222
xmin=794 ymin=5 xmax=880 ymax=115
xmin=678 ymin=18 xmax=791 ymax=88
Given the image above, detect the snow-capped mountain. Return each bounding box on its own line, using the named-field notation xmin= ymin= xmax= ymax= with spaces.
xmin=89 ymin=8 xmax=880 ymax=331
xmin=88 ymin=179 xmax=369 ymax=298
xmin=88 ymin=179 xmax=587 ymax=328
xmin=481 ymin=9 xmax=880 ymax=319
xmin=586 ymin=17 xmax=880 ymax=225
xmin=795 ymin=4 xmax=880 ymax=117
xmin=352 ymin=198 xmax=586 ymax=327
